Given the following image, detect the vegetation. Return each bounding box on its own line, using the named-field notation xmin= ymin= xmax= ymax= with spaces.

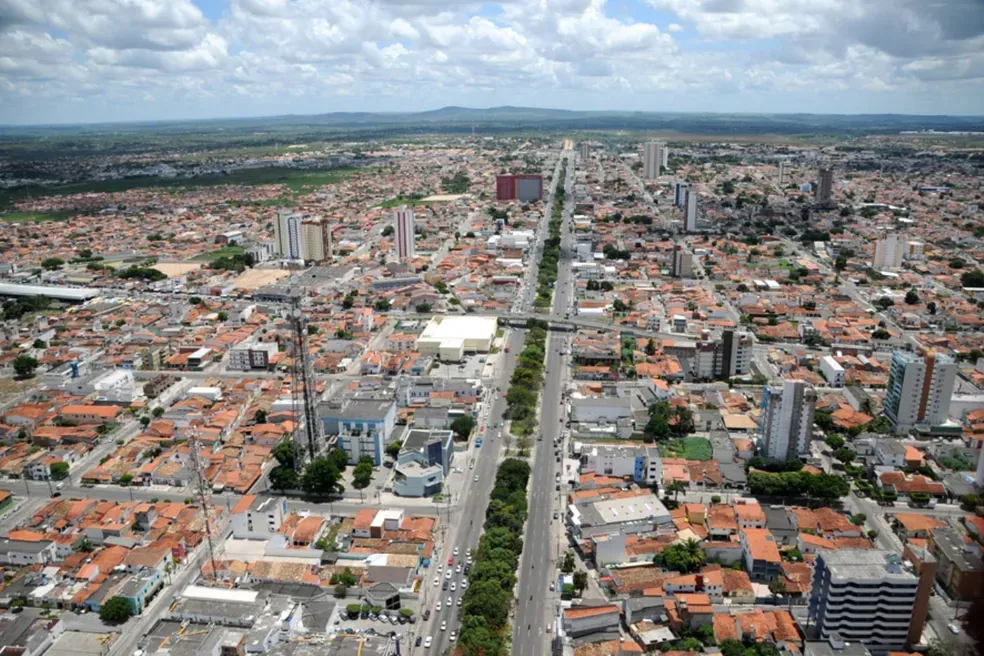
xmin=652 ymin=538 xmax=706 ymax=573
xmin=12 ymin=355 xmax=38 ymax=379
xmin=451 ymin=415 xmax=476 ymax=440
xmin=441 ymin=171 xmax=471 ymax=193
xmin=644 ymin=400 xmax=694 ymax=442
xmin=748 ymin=470 xmax=850 ymax=501
xmin=659 ymin=437 xmax=712 ymax=461
xmin=352 ymin=456 xmax=373 ymax=490
xmin=534 ymin=160 xmax=565 ymax=308
xmin=504 ymin=319 xmax=549 ymax=439
xmin=49 ymin=462 xmax=70 ymax=480
xmin=99 ymin=596 xmax=133 ymax=624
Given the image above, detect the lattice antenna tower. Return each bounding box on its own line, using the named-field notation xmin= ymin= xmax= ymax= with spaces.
xmin=188 ymin=430 xmax=218 ymax=582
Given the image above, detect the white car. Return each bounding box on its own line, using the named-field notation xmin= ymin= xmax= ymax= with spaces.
xmin=457 ymin=597 xmax=462 ymax=607
xmin=466 ymin=549 xmax=472 ymax=558
xmin=441 ymin=621 xmax=447 ymax=632
xmin=450 ymin=582 xmax=456 ymax=592
xmin=436 ymin=601 xmax=442 ymax=611
xmin=469 ymin=461 xmax=475 ymax=469
xmin=445 ymin=570 xmax=452 ymax=580
xmin=446 ymin=596 xmax=452 ymax=607
xmin=437 ymin=564 xmax=444 ymax=573
xmin=461 ymin=580 xmax=468 ymax=589
xmin=433 ymin=577 xmax=440 ymax=587
xmin=449 ymin=631 xmax=457 ymax=642
xmin=453 ymin=547 xmax=459 ymax=556
xmin=474 ymin=475 xmax=479 ymax=482
xmin=455 ymin=565 xmax=461 ymax=574
xmin=425 ymin=637 xmax=433 ymax=648
xmin=949 ymin=624 xmax=960 ymax=635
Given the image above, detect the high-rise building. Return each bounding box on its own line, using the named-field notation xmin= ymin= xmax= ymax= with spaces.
xmin=580 ymin=142 xmax=590 ymax=160
xmin=815 ymin=168 xmax=834 ymax=208
xmin=661 ymin=145 xmax=669 ymax=169
xmin=884 ymin=351 xmax=957 ymax=433
xmin=809 ymin=549 xmax=922 ymax=654
xmin=496 ymin=174 xmax=544 ymax=201
xmin=872 ymin=233 xmax=903 ymax=270
xmin=394 ymin=205 xmax=416 ymax=262
xmin=301 ymin=218 xmax=333 ymax=263
xmin=671 ymin=246 xmax=693 ymax=279
xmin=760 ymin=379 xmax=817 ymax=461
xmin=684 ymin=188 xmax=698 ymax=232
xmin=274 ymin=211 xmax=303 ymax=260
xmin=718 ymin=329 xmax=752 ymax=379
xmin=778 ymin=161 xmax=791 ymax=186
xmin=673 ymin=181 xmax=690 ymax=207
xmin=643 ymin=141 xmax=664 ymax=180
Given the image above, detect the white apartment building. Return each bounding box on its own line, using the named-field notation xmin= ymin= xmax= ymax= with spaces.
xmin=643 ymin=141 xmax=664 ymax=180
xmin=229 ymin=339 xmax=278 ymax=371
xmin=230 ymin=496 xmax=287 ymax=540
xmin=672 ymin=246 xmax=693 ymax=278
xmin=905 ymin=241 xmax=924 ymax=260
xmin=872 ymin=233 xmax=904 ymax=270
xmin=809 ymin=549 xmax=919 ymax=654
xmin=579 ymin=445 xmax=662 ymax=486
xmin=884 ymin=351 xmax=957 ymax=433
xmin=301 ymin=219 xmax=333 ymax=263
xmin=274 ymin=211 xmax=303 ymax=260
xmin=684 ymin=188 xmax=698 ymax=232
xmin=760 ymin=379 xmax=817 ymax=461
xmin=394 ymin=205 xmax=415 ymax=262
xmin=778 ymin=161 xmax=791 ymax=186
xmin=820 ymin=355 xmax=846 ymax=388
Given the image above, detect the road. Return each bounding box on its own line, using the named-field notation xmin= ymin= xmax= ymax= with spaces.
xmin=512 ymin=149 xmax=576 ymax=656
xmin=422 ymin=153 xmax=568 ymax=655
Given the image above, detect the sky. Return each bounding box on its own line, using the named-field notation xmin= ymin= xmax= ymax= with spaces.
xmin=1 ymin=0 xmax=983 ymax=125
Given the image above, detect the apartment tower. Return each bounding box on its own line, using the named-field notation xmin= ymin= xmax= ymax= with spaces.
xmin=643 ymin=141 xmax=664 ymax=180
xmin=815 ymin=168 xmax=834 ymax=208
xmin=274 ymin=210 xmax=304 ymax=260
xmin=673 ymin=181 xmax=690 ymax=207
xmin=394 ymin=205 xmax=415 ymax=262
xmin=884 ymin=351 xmax=957 ymax=433
xmin=684 ymin=188 xmax=698 ymax=232
xmin=671 ymin=246 xmax=693 ymax=279
xmin=760 ymin=379 xmax=817 ymax=461
xmin=301 ymin=218 xmax=333 ymax=263
xmin=872 ymin=233 xmax=903 ymax=270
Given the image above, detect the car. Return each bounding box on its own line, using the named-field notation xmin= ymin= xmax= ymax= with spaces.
xmin=949 ymin=624 xmax=961 ymax=635
xmin=409 ymin=615 xmax=416 ymax=624
xmin=445 ymin=570 xmax=452 ymax=579
xmin=455 ymin=565 xmax=461 ymax=574
xmin=447 ymin=596 xmax=452 ymax=607
xmin=441 ymin=621 xmax=447 ymax=632
xmin=450 ymin=582 xmax=456 ymax=592
xmin=457 ymin=598 xmax=462 ymax=607
xmin=398 ymin=615 xmax=407 ymax=625
xmin=453 ymin=547 xmax=459 ymax=556
xmin=556 ymin=484 xmax=561 ymax=491
xmin=475 ymin=439 xmax=482 ymax=447
xmin=550 ymin=583 xmax=555 ymax=591
xmin=469 ymin=461 xmax=475 ymax=469
xmin=415 ymin=637 xmax=423 ymax=647
xmin=448 ymin=557 xmax=454 ymax=566
xmin=51 ymin=491 xmax=62 ymax=498
xmin=423 ymin=609 xmax=431 ymax=621
xmin=434 ymin=577 xmax=440 ymax=587
xmin=442 ymin=581 xmax=448 ymax=591
xmin=369 ymin=613 xmax=378 ymax=621
xmin=437 ymin=564 xmax=444 ymax=573
xmin=553 ymin=512 xmax=559 ymax=520
xmin=466 ymin=548 xmax=472 ymax=558
xmin=461 ymin=580 xmax=468 ymax=589
xmin=450 ymin=630 xmax=457 ymax=642
xmin=425 ymin=637 xmax=433 ymax=648
xmin=436 ymin=601 xmax=442 ymax=611
xmin=473 ymin=475 xmax=479 ymax=482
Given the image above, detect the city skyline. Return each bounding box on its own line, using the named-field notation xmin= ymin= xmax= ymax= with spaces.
xmin=2 ymin=0 xmax=983 ymax=125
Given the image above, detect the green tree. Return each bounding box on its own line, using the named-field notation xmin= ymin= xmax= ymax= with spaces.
xmin=49 ymin=462 xmax=70 ymax=480
xmin=269 ymin=466 xmax=299 ymax=492
xmin=825 ymin=434 xmax=845 ymax=449
xmin=254 ymin=409 xmax=268 ymax=424
xmin=302 ymin=456 xmax=343 ymax=498
xmin=41 ymin=257 xmax=65 ymax=270
xmin=416 ymin=303 xmax=432 ymax=313
xmin=645 ymin=338 xmax=656 ymax=356
xmin=74 ymin=537 xmax=95 ymax=553
xmin=12 ymin=355 xmax=38 ymax=379
xmin=904 ymin=289 xmax=920 ymax=304
xmin=99 ymin=596 xmax=133 ymax=624
xmin=352 ymin=457 xmax=373 ymax=490
xmin=450 ymin=415 xmax=477 ymax=440
xmin=152 ymin=406 xmax=165 ymax=417
xmin=960 ymin=269 xmax=984 ymax=288
xmin=561 ymin=551 xmax=575 ymax=573
xmin=572 ymin=570 xmax=588 ymax=595
xmin=374 ymin=298 xmax=391 ymax=311
xmin=653 ymin=538 xmax=705 ymax=573
xmin=386 ymin=440 xmax=403 ymax=459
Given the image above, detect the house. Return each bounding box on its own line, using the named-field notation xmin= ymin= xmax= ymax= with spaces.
xmin=58 ymin=405 xmax=123 ymax=425
xmin=230 ymin=495 xmax=286 ymax=540
xmin=562 ymin=604 xmax=621 ymax=638
xmin=740 ymin=528 xmax=782 ymax=581
xmin=0 ymin=538 xmax=57 ymax=565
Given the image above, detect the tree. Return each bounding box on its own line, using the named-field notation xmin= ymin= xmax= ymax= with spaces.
xmin=653 ymin=538 xmax=705 ymax=573
xmin=710 ymin=495 xmax=721 ymax=505
xmin=74 ymin=537 xmax=95 ymax=553
xmin=269 ymin=466 xmax=299 ymax=492
xmin=451 ymin=415 xmax=477 ymax=440
xmin=12 ymin=355 xmax=38 ymax=379
xmin=960 ymin=269 xmax=984 ymax=288
xmin=254 ymin=409 xmax=268 ymax=424
xmin=834 ymin=447 xmax=857 ymax=464
xmin=572 ymin=570 xmax=588 ymax=595
xmin=49 ymin=462 xmax=70 ymax=480
xmin=352 ymin=457 xmax=373 ymax=490
xmin=927 ymin=301 xmax=937 ymax=315
xmin=152 ymin=407 xmax=165 ymax=417
xmin=139 ymin=416 xmax=150 ymax=427
xmin=386 ymin=440 xmax=403 ymax=459
xmin=960 ymin=493 xmax=981 ymax=511
xmin=872 ymin=328 xmax=891 ymax=340
xmin=374 ymin=298 xmax=391 ymax=311
xmin=302 ymin=456 xmax=343 ymax=498
xmin=41 ymin=257 xmax=65 ymax=270
xmin=769 ymin=576 xmax=787 ymax=604
xmin=32 ymin=338 xmax=46 ymax=349
xmin=416 ymin=303 xmax=432 ymax=313
xmin=825 ymin=434 xmax=845 ymax=449
xmin=645 ymin=338 xmax=656 ymax=356
xmin=99 ymin=597 xmax=133 ymax=624
xmin=664 ymin=481 xmax=687 ymax=502
xmin=905 ymin=289 xmax=920 ymax=304
xmin=561 ymin=551 xmax=575 ymax=573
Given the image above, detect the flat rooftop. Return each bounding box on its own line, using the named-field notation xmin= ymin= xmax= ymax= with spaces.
xmin=821 ymin=548 xmax=917 ymax=582
xmin=0 ymin=283 xmax=99 ymax=301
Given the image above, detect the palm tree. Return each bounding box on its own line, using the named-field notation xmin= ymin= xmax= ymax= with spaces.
xmin=665 ymin=481 xmax=686 ymax=502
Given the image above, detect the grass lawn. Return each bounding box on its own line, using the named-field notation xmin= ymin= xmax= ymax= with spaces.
xmin=1 ymin=211 xmax=75 ymax=223
xmin=659 ymin=437 xmax=713 ymax=461
xmin=191 ymin=245 xmax=245 ymax=262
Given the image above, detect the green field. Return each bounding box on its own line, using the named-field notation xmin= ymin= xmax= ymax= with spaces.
xmin=1 ymin=211 xmax=75 ymax=223
xmin=0 ymin=166 xmax=361 ymax=208
xmin=192 ymin=245 xmax=245 ymax=262
xmin=659 ymin=437 xmax=713 ymax=461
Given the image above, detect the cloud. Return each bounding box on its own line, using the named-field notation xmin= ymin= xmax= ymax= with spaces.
xmin=0 ymin=0 xmax=982 ymax=124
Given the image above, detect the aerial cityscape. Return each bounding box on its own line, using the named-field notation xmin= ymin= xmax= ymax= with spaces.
xmin=0 ymin=2 xmax=983 ymax=656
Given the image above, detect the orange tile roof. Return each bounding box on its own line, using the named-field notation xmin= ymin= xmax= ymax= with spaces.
xmin=743 ymin=528 xmax=781 ymax=563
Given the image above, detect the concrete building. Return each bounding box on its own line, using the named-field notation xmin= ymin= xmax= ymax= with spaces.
xmin=815 ymin=168 xmax=834 ymax=208
xmin=872 ymin=233 xmax=904 ymax=270
xmin=820 ymin=356 xmax=845 ymax=388
xmin=740 ymin=528 xmax=782 ymax=581
xmin=671 ymin=246 xmax=693 ymax=279
xmin=415 ymin=316 xmax=497 ymax=362
xmin=928 ymin=526 xmax=984 ymax=601
xmin=905 ymin=241 xmax=924 ymax=260
xmin=228 ymin=339 xmax=278 ymax=371
xmin=319 ymin=398 xmax=397 ymax=466
xmin=884 ymin=351 xmax=957 ymax=434
xmin=674 ymin=181 xmax=690 ymax=207
xmin=760 ymin=380 xmax=817 ymax=461
xmin=809 ymin=549 xmax=922 ymax=654
xmin=392 ymin=429 xmax=454 ymax=497
xmin=394 ymin=205 xmax=415 ymax=262
xmin=301 ymin=218 xmax=333 ymax=263
xmin=568 ymin=491 xmax=673 ymax=541
xmin=579 ymin=444 xmax=662 ymax=486
xmin=718 ymin=329 xmax=752 ymax=379
xmin=229 ymin=495 xmax=286 ymax=540
xmin=274 ymin=211 xmax=303 ymax=260
xmin=580 ymin=142 xmax=590 ymax=160
xmin=496 ymin=174 xmax=544 ymax=201
xmin=684 ymin=188 xmax=698 ymax=232
xmin=779 ymin=161 xmax=791 ymax=186
xmin=643 ymin=141 xmax=664 ymax=180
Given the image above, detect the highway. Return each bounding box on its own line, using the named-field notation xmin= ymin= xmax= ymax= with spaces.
xmin=421 ymin=153 xmax=568 ymax=655
xmin=512 ymin=149 xmax=576 ymax=656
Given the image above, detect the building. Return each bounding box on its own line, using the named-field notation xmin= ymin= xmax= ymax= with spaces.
xmin=820 ymin=356 xmax=845 ymax=388
xmin=760 ymin=380 xmax=817 ymax=461
xmin=229 ymin=495 xmax=287 ymax=539
xmin=928 ymin=526 xmax=984 ymax=601
xmin=671 ymin=246 xmax=693 ymax=279
xmin=779 ymin=162 xmax=791 ymax=186
xmin=274 ymin=211 xmax=303 ymax=259
xmin=674 ymin=181 xmax=690 ymax=207
xmin=718 ymin=329 xmax=752 ymax=379
xmin=228 ymin=339 xmax=278 ymax=371
xmin=415 ymin=316 xmax=497 ymax=362
xmin=392 ymin=429 xmax=454 ymax=497
xmin=884 ymin=351 xmax=957 ymax=434
xmin=496 ymin=174 xmax=544 ymax=201
xmin=319 ymin=398 xmax=397 ymax=465
xmin=562 ymin=604 xmax=621 ymax=638
xmin=905 ymin=241 xmax=924 ymax=260
xmin=579 ymin=444 xmax=662 ymax=486
xmin=872 ymin=233 xmax=904 ymax=270
xmin=580 ymin=142 xmax=590 ymax=160
xmin=815 ymin=168 xmax=834 ymax=208
xmin=301 ymin=218 xmax=333 ymax=263
xmin=809 ymin=549 xmax=922 ymax=654
xmin=684 ymin=188 xmax=698 ymax=232
xmin=394 ymin=205 xmax=415 ymax=262
xmin=643 ymin=141 xmax=664 ymax=180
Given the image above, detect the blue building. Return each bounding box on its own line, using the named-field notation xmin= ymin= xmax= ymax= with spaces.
xmin=319 ymin=398 xmax=397 ymax=465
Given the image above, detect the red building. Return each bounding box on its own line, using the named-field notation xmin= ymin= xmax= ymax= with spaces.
xmin=496 ymin=174 xmax=543 ymax=202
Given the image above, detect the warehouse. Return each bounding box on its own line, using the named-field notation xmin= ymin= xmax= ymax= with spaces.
xmin=415 ymin=316 xmax=497 ymax=362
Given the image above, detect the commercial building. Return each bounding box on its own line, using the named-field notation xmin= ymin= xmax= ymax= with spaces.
xmin=809 ymin=549 xmax=922 ymax=654
xmin=568 ymin=491 xmax=672 ymax=541
xmin=228 ymin=339 xmax=278 ymax=371
xmin=815 ymin=168 xmax=834 ymax=208
xmin=301 ymin=218 xmax=333 ymax=263
xmin=274 ymin=211 xmax=303 ymax=259
xmin=496 ymin=174 xmax=544 ymax=201
xmin=229 ymin=495 xmax=287 ymax=540
xmin=319 ymin=398 xmax=397 ymax=465
xmin=760 ymin=380 xmax=817 ymax=461
xmin=394 ymin=205 xmax=415 ymax=262
xmin=392 ymin=429 xmax=454 ymax=497
xmin=884 ymin=351 xmax=957 ymax=434
xmin=872 ymin=233 xmax=904 ymax=270
xmin=671 ymin=246 xmax=693 ymax=279
xmin=673 ymin=181 xmax=690 ymax=207
xmin=820 ymin=356 xmax=845 ymax=388
xmin=415 ymin=316 xmax=497 ymax=362
xmin=684 ymin=188 xmax=698 ymax=232
xmin=579 ymin=444 xmax=662 ymax=486
xmin=643 ymin=141 xmax=664 ymax=180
